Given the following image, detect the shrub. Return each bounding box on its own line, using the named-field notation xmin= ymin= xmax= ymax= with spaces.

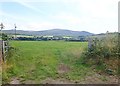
xmin=82 ymin=32 xmax=119 ymax=75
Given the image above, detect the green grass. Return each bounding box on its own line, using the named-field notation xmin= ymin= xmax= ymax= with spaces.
xmin=3 ymin=41 xmax=94 ymax=83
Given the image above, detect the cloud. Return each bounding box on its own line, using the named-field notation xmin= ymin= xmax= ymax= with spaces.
xmin=52 ymin=12 xmax=81 ymax=25
xmin=25 ymin=22 xmax=66 ymax=31
xmin=77 ymin=0 xmax=118 ymax=19
xmin=1 ymin=0 xmax=118 ymax=33
xmin=0 ymin=11 xmax=30 ymax=22
xmin=12 ymin=0 xmax=46 ymax=15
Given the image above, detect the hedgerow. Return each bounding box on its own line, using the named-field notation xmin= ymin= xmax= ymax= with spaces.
xmin=82 ymin=32 xmax=119 ymax=75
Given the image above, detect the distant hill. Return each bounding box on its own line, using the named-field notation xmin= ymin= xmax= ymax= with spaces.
xmin=3 ymin=29 xmax=94 ymax=36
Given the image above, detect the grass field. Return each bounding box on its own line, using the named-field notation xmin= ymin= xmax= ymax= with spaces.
xmin=2 ymin=41 xmax=118 ymax=84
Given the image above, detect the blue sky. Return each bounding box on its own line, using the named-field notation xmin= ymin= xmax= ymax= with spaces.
xmin=0 ymin=0 xmax=118 ymax=34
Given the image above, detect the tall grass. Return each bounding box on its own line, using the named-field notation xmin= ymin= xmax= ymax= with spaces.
xmin=82 ymin=33 xmax=119 ymax=75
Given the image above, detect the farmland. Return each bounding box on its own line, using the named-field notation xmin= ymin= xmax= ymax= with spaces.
xmin=2 ymin=41 xmax=118 ymax=84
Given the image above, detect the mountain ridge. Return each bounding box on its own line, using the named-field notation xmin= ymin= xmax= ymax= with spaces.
xmin=3 ymin=29 xmax=94 ymax=36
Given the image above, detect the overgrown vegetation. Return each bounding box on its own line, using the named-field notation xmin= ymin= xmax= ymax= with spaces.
xmin=81 ymin=32 xmax=119 ymax=75
xmin=0 ymin=33 xmax=9 ymax=41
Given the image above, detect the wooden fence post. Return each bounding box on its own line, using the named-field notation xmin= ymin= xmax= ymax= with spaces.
xmin=88 ymin=38 xmax=93 ymax=49
xmin=0 ymin=41 xmax=9 ymax=62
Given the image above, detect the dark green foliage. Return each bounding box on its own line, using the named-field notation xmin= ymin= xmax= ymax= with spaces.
xmin=1 ymin=33 xmax=9 ymax=41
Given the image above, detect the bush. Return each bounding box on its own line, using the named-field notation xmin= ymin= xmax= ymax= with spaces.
xmin=1 ymin=33 xmax=9 ymax=41
xmin=82 ymin=32 xmax=119 ymax=75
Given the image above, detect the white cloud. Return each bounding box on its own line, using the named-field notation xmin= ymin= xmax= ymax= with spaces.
xmin=77 ymin=0 xmax=118 ymax=18
xmin=1 ymin=0 xmax=118 ymax=33
xmin=2 ymin=13 xmax=22 ymax=21
xmin=52 ymin=12 xmax=81 ymax=25
xmin=74 ymin=0 xmax=118 ymax=33
xmin=20 ymin=22 xmax=64 ymax=31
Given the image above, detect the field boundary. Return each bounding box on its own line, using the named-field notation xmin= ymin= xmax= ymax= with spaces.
xmin=0 ymin=40 xmax=9 ymax=62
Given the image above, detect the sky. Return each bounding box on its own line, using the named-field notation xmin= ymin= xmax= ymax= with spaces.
xmin=0 ymin=0 xmax=119 ymax=34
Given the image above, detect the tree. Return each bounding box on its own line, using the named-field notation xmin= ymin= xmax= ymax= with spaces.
xmin=1 ymin=33 xmax=8 ymax=41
